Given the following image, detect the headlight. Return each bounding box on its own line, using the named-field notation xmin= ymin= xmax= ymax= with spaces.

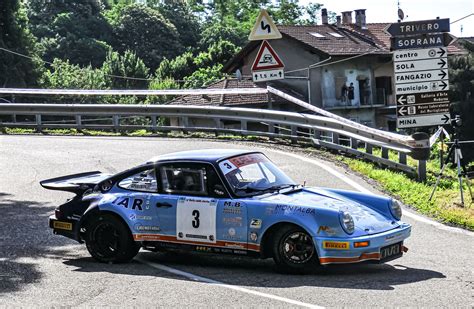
xmin=390 ymin=199 xmax=402 ymax=220
xmin=339 ymin=211 xmax=354 ymax=234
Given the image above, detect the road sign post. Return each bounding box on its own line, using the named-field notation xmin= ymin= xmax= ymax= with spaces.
xmin=387 ymin=19 xmax=452 ymax=129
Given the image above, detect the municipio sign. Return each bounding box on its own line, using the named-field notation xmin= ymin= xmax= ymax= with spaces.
xmin=249 ymin=9 xmax=282 ymax=41
xmin=252 ymin=40 xmax=285 ymax=82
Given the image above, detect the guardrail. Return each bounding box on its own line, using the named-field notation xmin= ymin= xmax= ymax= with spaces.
xmin=0 ymin=103 xmax=425 ymax=180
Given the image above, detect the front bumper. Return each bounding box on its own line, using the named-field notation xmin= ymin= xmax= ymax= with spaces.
xmin=314 ymin=223 xmax=411 ymax=265
xmin=49 ymin=214 xmax=80 ymax=241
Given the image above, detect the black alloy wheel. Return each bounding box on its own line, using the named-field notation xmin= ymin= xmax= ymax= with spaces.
xmin=85 ymin=214 xmax=139 ymax=263
xmin=272 ymin=225 xmax=320 ymax=274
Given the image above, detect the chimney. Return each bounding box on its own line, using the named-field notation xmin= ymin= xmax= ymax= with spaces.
xmin=354 ymin=9 xmax=367 ymax=29
xmin=336 ymin=15 xmax=341 ymax=26
xmin=341 ymin=11 xmax=352 ymax=24
xmin=321 ymin=8 xmax=328 ymax=25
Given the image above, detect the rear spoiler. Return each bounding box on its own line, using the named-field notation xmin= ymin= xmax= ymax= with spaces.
xmin=40 ymin=171 xmax=110 ymax=194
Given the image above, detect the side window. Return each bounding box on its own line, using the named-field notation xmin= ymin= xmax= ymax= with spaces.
xmin=160 ymin=165 xmax=208 ymax=195
xmin=118 ymin=168 xmax=157 ymax=192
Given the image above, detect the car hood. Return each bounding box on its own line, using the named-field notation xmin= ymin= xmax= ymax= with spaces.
xmin=259 ymin=187 xmax=397 ymax=235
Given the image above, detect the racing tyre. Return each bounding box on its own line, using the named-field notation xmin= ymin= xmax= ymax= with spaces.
xmin=85 ymin=213 xmax=139 ymax=263
xmin=272 ymin=225 xmax=320 ymax=274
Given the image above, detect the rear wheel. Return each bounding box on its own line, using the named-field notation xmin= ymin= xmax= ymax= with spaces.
xmin=85 ymin=213 xmax=139 ymax=263
xmin=272 ymin=225 xmax=320 ymax=274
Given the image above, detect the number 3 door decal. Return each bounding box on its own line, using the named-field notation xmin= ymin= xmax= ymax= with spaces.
xmin=192 ymin=210 xmax=200 ymax=228
xmin=176 ymin=197 xmax=217 ymax=243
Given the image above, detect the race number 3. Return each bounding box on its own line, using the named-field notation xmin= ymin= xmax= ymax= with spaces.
xmin=192 ymin=210 xmax=200 ymax=228
xmin=176 ymin=197 xmax=217 ymax=243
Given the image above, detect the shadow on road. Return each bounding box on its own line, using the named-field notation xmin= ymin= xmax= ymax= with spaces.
xmin=63 ymin=250 xmax=446 ymax=291
xmin=0 ymin=193 xmax=78 ymax=295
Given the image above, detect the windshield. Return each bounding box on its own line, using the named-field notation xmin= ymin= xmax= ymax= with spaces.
xmin=218 ymin=153 xmax=296 ymax=196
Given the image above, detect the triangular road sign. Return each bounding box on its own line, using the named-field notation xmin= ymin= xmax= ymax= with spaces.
xmin=252 ymin=41 xmax=284 ymax=71
xmin=249 ymin=9 xmax=282 ymax=41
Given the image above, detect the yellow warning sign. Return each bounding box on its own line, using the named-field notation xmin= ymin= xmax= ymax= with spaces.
xmin=248 ymin=9 xmax=282 ymax=41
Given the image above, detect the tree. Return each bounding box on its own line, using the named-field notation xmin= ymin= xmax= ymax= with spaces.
xmin=27 ymin=0 xmax=113 ymax=67
xmin=147 ymin=77 xmax=180 ymax=104
xmin=184 ymin=64 xmax=224 ymax=89
xmin=111 ymin=4 xmax=184 ymax=72
xmin=157 ymin=1 xmax=201 ymax=49
xmin=0 ymin=0 xmax=42 ymax=87
xmin=102 ymin=50 xmax=150 ymax=89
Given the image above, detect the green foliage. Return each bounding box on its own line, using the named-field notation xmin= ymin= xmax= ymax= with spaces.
xmin=155 ymin=52 xmax=197 ymax=81
xmin=147 ymin=77 xmax=180 ymax=104
xmin=40 ymin=59 xmax=107 ymax=103
xmin=27 ymin=0 xmax=113 ymax=67
xmin=449 ymin=40 xmax=474 ymax=102
xmin=0 ymin=0 xmax=42 ymax=87
xmin=102 ymin=50 xmax=150 ymax=89
xmin=183 ymin=64 xmax=224 ymax=88
xmin=111 ymin=4 xmax=184 ymax=72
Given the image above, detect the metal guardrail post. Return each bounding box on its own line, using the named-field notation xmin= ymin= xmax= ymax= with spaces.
xmin=181 ymin=116 xmax=189 ymax=134
xmin=113 ymin=115 xmax=120 ymax=132
xmin=365 ymin=143 xmax=373 ymax=154
xmin=268 ymin=123 xmax=275 ymax=140
xmin=382 ymin=147 xmax=389 ymax=159
xmin=151 ymin=116 xmax=157 ymax=133
xmin=35 ymin=114 xmax=42 ymax=132
xmin=12 ymin=114 xmax=16 ymax=123
xmin=332 ymin=132 xmax=339 ymax=144
xmin=214 ymin=118 xmax=221 ymax=137
xmin=399 ymin=152 xmax=407 ymax=165
xmin=291 ymin=126 xmax=297 ymax=144
xmin=240 ymin=120 xmax=247 ymax=135
xmin=313 ymin=129 xmax=321 ymax=140
xmin=75 ymin=115 xmax=82 ymax=131
xmin=417 ymin=160 xmax=427 ymax=182
xmin=351 ymin=138 xmax=358 ymax=149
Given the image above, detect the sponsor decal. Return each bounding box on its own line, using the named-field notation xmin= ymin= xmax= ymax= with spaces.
xmin=223 ymin=201 xmax=243 ymax=215
xmin=196 ymin=246 xmax=212 ymax=252
xmin=385 ymin=233 xmax=403 ymax=243
xmin=267 ymin=205 xmax=316 ymax=215
xmin=135 ymin=225 xmax=161 ymax=232
xmin=129 ymin=214 xmax=152 ymax=220
xmin=222 ymin=217 xmax=243 ymax=226
xmin=250 ymin=232 xmax=258 ymax=242
xmin=53 ymin=221 xmax=72 ymax=231
xmin=113 ymin=197 xmax=144 ymax=211
xmin=322 ymin=241 xmax=350 ymax=250
xmin=228 ymin=228 xmax=236 ymax=237
xmin=317 ymin=226 xmax=336 ymax=235
xmin=250 ymin=219 xmax=262 ymax=229
xmin=224 ymin=242 xmax=245 ymax=249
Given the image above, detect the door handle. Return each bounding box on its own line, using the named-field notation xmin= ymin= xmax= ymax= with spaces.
xmin=156 ymin=202 xmax=172 ymax=208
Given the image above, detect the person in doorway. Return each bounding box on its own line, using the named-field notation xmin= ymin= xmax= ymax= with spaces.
xmin=363 ymin=80 xmax=371 ymax=105
xmin=347 ymin=82 xmax=355 ymax=106
xmin=340 ymin=83 xmax=348 ymax=104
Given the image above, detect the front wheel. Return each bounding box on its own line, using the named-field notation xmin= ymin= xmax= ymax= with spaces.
xmin=272 ymin=225 xmax=320 ymax=274
xmin=85 ymin=213 xmax=139 ymax=263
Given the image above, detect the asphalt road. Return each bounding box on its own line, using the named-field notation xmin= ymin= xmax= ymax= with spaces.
xmin=0 ymin=135 xmax=473 ymax=307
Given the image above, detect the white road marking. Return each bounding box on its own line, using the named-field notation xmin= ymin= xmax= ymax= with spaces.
xmin=271 ymin=149 xmax=474 ymax=237
xmin=136 ymin=257 xmax=324 ymax=309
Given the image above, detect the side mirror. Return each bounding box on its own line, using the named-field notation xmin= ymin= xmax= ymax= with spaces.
xmin=213 ymin=184 xmax=226 ymax=196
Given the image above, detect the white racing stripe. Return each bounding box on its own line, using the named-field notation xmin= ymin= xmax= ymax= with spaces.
xmin=270 ymin=149 xmax=474 ymax=237
xmin=136 ymin=257 xmax=324 ymax=309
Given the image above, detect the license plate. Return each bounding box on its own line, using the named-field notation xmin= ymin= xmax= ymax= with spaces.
xmin=53 ymin=221 xmax=73 ymax=231
xmin=380 ymin=242 xmax=402 ymax=261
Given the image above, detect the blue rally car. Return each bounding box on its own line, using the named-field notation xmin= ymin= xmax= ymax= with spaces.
xmin=42 ymin=149 xmax=410 ymax=273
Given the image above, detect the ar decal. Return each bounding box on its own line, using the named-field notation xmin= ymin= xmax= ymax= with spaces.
xmin=113 ymin=197 xmax=143 ymax=211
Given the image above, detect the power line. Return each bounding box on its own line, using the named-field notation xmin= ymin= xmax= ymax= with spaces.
xmin=0 ymin=46 xmax=223 ymax=84
xmin=450 ymin=13 xmax=474 ymax=24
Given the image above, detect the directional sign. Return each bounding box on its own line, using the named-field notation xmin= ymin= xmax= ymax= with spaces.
xmin=249 ymin=9 xmax=282 ymax=41
xmin=395 ymin=80 xmax=449 ymax=95
xmin=397 ymin=114 xmax=450 ymax=129
xmin=393 ymin=47 xmax=447 ymax=62
xmin=385 ymin=18 xmax=450 ymax=37
xmin=391 ymin=33 xmax=456 ymax=50
xmin=395 ymin=69 xmax=448 ymax=84
xmin=253 ymin=69 xmax=285 ymax=82
xmin=397 ymin=102 xmax=450 ymax=116
xmin=394 ymin=57 xmax=447 ymax=73
xmin=396 ymin=92 xmax=449 ymax=105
